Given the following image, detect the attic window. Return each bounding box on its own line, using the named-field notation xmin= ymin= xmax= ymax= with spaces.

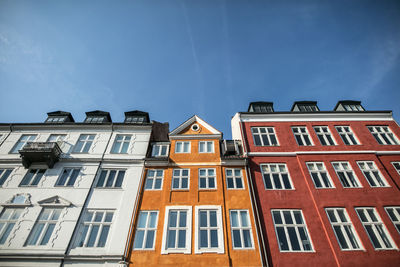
xmin=46 ymin=117 xmax=66 ymax=123
xmin=343 ymin=104 xmax=364 ymax=111
xmin=191 ymin=124 xmax=200 ymax=132
xmin=248 ymin=102 xmax=274 ymax=113
xmin=298 ymin=104 xmax=319 ymax=112
xmin=85 ymin=116 xmax=106 ymax=123
xmin=125 ymin=116 xmax=145 ymax=123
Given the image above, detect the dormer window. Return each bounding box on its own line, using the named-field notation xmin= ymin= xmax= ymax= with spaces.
xmin=248 ymin=102 xmax=274 ymax=113
xmin=334 ymin=101 xmax=365 ymax=112
xmin=46 ymin=116 xmax=66 ymax=123
xmin=85 ymin=116 xmax=106 ymax=123
xmin=125 ymin=116 xmax=145 ymax=123
xmin=291 ymin=101 xmax=319 ymax=112
xmin=151 ymin=143 xmax=169 ymax=157
xmin=45 ymin=111 xmax=74 ymax=123
xmin=84 ymin=111 xmax=111 ymax=123
xmin=124 ymin=110 xmax=150 ymax=124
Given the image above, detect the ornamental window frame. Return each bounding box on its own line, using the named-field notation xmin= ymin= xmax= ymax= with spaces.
xmin=291 ymin=126 xmax=313 ymax=146
xmin=198 ymin=168 xmax=216 ymax=190
xmin=133 ymin=211 xmax=159 ymax=250
xmin=260 ymin=163 xmax=294 ymax=190
xmin=357 ymin=161 xmax=389 ymax=187
xmin=194 ymin=205 xmax=224 ymax=254
xmin=251 ymin=127 xmax=279 ymax=146
xmin=313 ymin=126 xmax=336 ymax=146
xmin=306 ymin=162 xmax=335 ymax=189
xmin=331 ymin=162 xmax=362 ymax=188
xmin=335 ymin=126 xmax=360 ymax=145
xmin=230 ymin=210 xmax=254 ymax=250
xmin=368 ymin=126 xmax=400 ymax=145
xmin=225 ymin=168 xmax=244 ymax=190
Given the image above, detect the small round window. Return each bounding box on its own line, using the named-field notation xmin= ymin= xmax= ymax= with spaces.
xmin=191 ymin=124 xmax=200 ymax=132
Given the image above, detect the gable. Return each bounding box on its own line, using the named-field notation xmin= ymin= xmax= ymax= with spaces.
xmin=37 ymin=196 xmax=72 ymax=207
xmin=169 ymin=115 xmax=222 ymax=137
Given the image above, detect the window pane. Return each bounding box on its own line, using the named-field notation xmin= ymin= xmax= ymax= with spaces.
xmin=40 ymin=224 xmax=55 ymax=245
xmin=178 ymin=230 xmax=186 ymax=248
xmin=243 ymin=229 xmax=252 ymax=248
xmin=134 ymin=230 xmax=145 ymax=248
xmin=98 ymin=225 xmax=110 ymax=247
xmin=145 ymin=230 xmax=155 ymax=248
xmin=87 ymin=225 xmax=100 ymax=247
xmin=210 ymin=230 xmax=218 ymax=247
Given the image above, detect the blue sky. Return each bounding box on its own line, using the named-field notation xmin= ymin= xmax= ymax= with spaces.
xmin=1 ymin=0 xmax=399 ymax=138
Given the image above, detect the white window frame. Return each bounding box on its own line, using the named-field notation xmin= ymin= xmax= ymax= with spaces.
xmin=198 ymin=141 xmax=214 ymax=153
xmin=306 ymin=162 xmax=335 ymax=189
xmin=332 ymin=162 xmax=362 ymax=188
xmin=368 ymin=126 xmax=400 ymax=145
xmin=0 ymin=168 xmax=13 ymax=187
xmin=133 ymin=210 xmax=159 ymax=250
xmin=343 ymin=104 xmax=364 ymax=111
xmin=198 ymin=168 xmax=216 ymax=190
xmin=292 ymin=126 xmax=313 ymax=146
xmin=230 ymin=210 xmax=254 ymax=250
xmin=10 ymin=134 xmax=37 ymax=153
xmin=19 ymin=169 xmax=46 ymax=187
xmin=47 ymin=134 xmax=66 ymax=143
xmin=325 ymin=208 xmax=363 ymax=250
xmin=85 ymin=116 xmax=105 ymax=123
xmin=271 ymin=209 xmax=314 ymax=252
xmin=45 ymin=116 xmax=66 ymax=123
xmin=74 ymin=209 xmax=114 ymax=248
xmin=313 ymin=126 xmax=336 ymax=146
xmin=225 ymin=168 xmax=244 ymax=190
xmin=55 ymin=168 xmax=81 ymax=187
xmin=335 ymin=126 xmax=360 ymax=145
xmin=161 ymin=206 xmax=192 ymax=254
xmin=144 ymin=169 xmax=164 ymax=190
xmin=392 ymin=162 xmax=400 ymax=176
xmin=0 ymin=208 xmax=23 ymax=245
xmin=175 ymin=141 xmax=191 ymax=153
xmin=194 ymin=205 xmax=224 ymax=254
xmin=110 ymin=134 xmax=131 ymax=154
xmin=25 ymin=208 xmax=62 ymax=246
xmin=171 ymin=169 xmax=190 ymax=190
xmin=260 ymin=163 xmax=294 ymax=190
xmin=151 ymin=143 xmax=169 ymax=157
xmin=72 ymin=134 xmax=95 ymax=153
xmin=385 ymin=207 xmax=400 ymax=235
xmin=357 ymin=161 xmax=389 ymax=187
xmin=251 ymin=127 xmax=279 ymax=146
xmin=95 ymin=169 xmax=125 ymax=188
xmin=355 ymin=207 xmax=397 ymax=250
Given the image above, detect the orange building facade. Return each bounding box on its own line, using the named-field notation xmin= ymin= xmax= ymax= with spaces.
xmin=127 ymin=116 xmax=263 ymax=266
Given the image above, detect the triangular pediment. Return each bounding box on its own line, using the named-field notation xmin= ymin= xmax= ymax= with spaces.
xmin=169 ymin=115 xmax=222 ymax=137
xmin=38 ymin=196 xmax=72 ymax=207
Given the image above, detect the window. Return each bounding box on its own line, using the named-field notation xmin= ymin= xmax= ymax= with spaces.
xmin=10 ymin=135 xmax=37 ymax=153
xmin=161 ymin=206 xmax=192 ymax=254
xmin=133 ymin=211 xmax=158 ymax=250
xmin=0 ymin=209 xmax=22 ymax=245
xmin=45 ymin=116 xmax=66 ymax=123
xmin=332 ymin=162 xmax=361 ymax=188
xmin=343 ymin=104 xmax=364 ymax=111
xmin=172 ymin=169 xmax=189 ymax=190
xmin=230 ymin=210 xmax=254 ymax=249
xmin=19 ymin=169 xmax=46 ymax=187
xmin=251 ymin=127 xmax=278 ymax=146
xmin=151 ymin=143 xmax=169 ymax=157
xmin=199 ymin=141 xmax=214 ymax=153
xmin=335 ymin=126 xmax=359 ymax=145
xmin=292 ymin=127 xmax=313 ymax=146
xmin=47 ymin=134 xmax=66 ymax=143
xmin=325 ymin=208 xmax=362 ymax=250
xmin=199 ymin=168 xmax=216 ymax=189
xmin=145 ymin=170 xmax=164 ymax=190
xmin=125 ymin=116 xmax=145 ymax=123
xmin=385 ymin=207 xmax=400 ymax=234
xmin=314 ymin=126 xmax=336 ymax=145
xmin=357 ymin=161 xmax=388 ymax=187
xmin=0 ymin=169 xmax=13 ymax=186
xmin=195 ymin=206 xmax=224 ymax=253
xmin=96 ymin=169 xmax=125 ymax=188
xmin=225 ymin=169 xmax=244 ymax=189
xmin=271 ymin=210 xmax=313 ymax=251
xmin=175 ymin=141 xmax=190 ymax=153
xmin=355 ymin=207 xmax=396 ymax=249
xmin=111 ymin=134 xmax=131 ymax=153
xmin=298 ymin=105 xmax=318 ymax=112
xmin=368 ymin=126 xmax=400 ymax=145
xmin=392 ymin=162 xmax=400 ymax=175
xmin=306 ymin=162 xmax=334 ymax=188
xmin=73 ymin=134 xmax=95 ymax=153
xmin=261 ymin=164 xmax=293 ymax=190
xmin=25 ymin=208 xmax=61 ymax=246
xmin=55 ymin=168 xmax=80 ymax=187
xmin=75 ymin=210 xmax=114 ymax=248
xmin=252 ymin=104 xmax=273 ymax=112
xmin=85 ymin=116 xmax=105 ymax=123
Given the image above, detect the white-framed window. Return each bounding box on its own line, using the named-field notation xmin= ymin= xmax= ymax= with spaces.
xmin=343 ymin=104 xmax=364 ymax=111
xmin=47 ymin=134 xmax=66 ymax=143
xmin=230 ymin=210 xmax=254 ymax=249
xmin=385 ymin=207 xmax=400 ymax=235
xmin=261 ymin=164 xmax=293 ymax=190
xmin=133 ymin=211 xmax=158 ymax=250
xmin=25 ymin=208 xmax=62 ymax=246
xmin=332 ymin=162 xmax=361 ymax=188
xmin=292 ymin=126 xmax=313 ymax=146
xmin=19 ymin=169 xmax=46 ymax=187
xmin=225 ymin=169 xmax=244 ymax=189
xmin=172 ymin=169 xmax=189 ymax=190
xmin=325 ymin=208 xmax=363 ymax=250
xmin=10 ymin=134 xmax=37 ymax=153
xmin=0 ymin=168 xmax=13 ymax=187
xmin=199 ymin=168 xmax=216 ymax=189
xmin=195 ymin=206 xmax=224 ymax=254
xmin=306 ymin=162 xmax=334 ymax=188
xmin=111 ymin=134 xmax=131 ymax=153
xmin=151 ymin=143 xmax=169 ymax=157
xmin=355 ymin=207 xmax=396 ymax=250
xmin=335 ymin=126 xmax=359 ymax=145
xmin=357 ymin=161 xmax=389 ymax=187
xmin=368 ymin=126 xmax=400 ymax=145
xmin=75 ymin=210 xmax=114 ymax=248
xmin=271 ymin=209 xmax=313 ymax=252
xmin=313 ymin=126 xmax=336 ymax=146
xmin=55 ymin=168 xmax=80 ymax=187
xmin=85 ymin=116 xmax=105 ymax=123
xmin=96 ymin=169 xmax=125 ymax=188
xmin=0 ymin=208 xmax=23 ymax=245
xmin=145 ymin=169 xmax=164 ymax=190
xmin=45 ymin=116 xmax=66 ymax=123
xmin=251 ymin=127 xmax=278 ymax=146
xmin=199 ymin=141 xmax=214 ymax=153
xmin=72 ymin=134 xmax=95 ymax=153
xmin=125 ymin=116 xmax=145 ymax=123
xmin=161 ymin=206 xmax=192 ymax=254
xmin=175 ymin=141 xmax=190 ymax=153
xmin=392 ymin=162 xmax=400 ymax=176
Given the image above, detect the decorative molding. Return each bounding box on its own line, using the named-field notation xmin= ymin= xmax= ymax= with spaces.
xmin=246 ymin=150 xmax=400 ymax=156
xmin=128 ymin=134 xmax=137 ymax=154
xmin=50 ymin=208 xmax=68 ymax=247
xmin=7 ymin=207 xmax=29 ymax=246
xmin=37 ymin=196 xmax=73 ymax=207
xmin=170 ymin=115 xmax=222 ymax=136
xmin=75 ymin=166 xmax=86 ymax=187
xmin=4 ymin=166 xmax=23 ymax=187
xmin=90 ymin=134 xmax=101 ymax=153
xmin=2 ymin=193 xmax=32 ymax=207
